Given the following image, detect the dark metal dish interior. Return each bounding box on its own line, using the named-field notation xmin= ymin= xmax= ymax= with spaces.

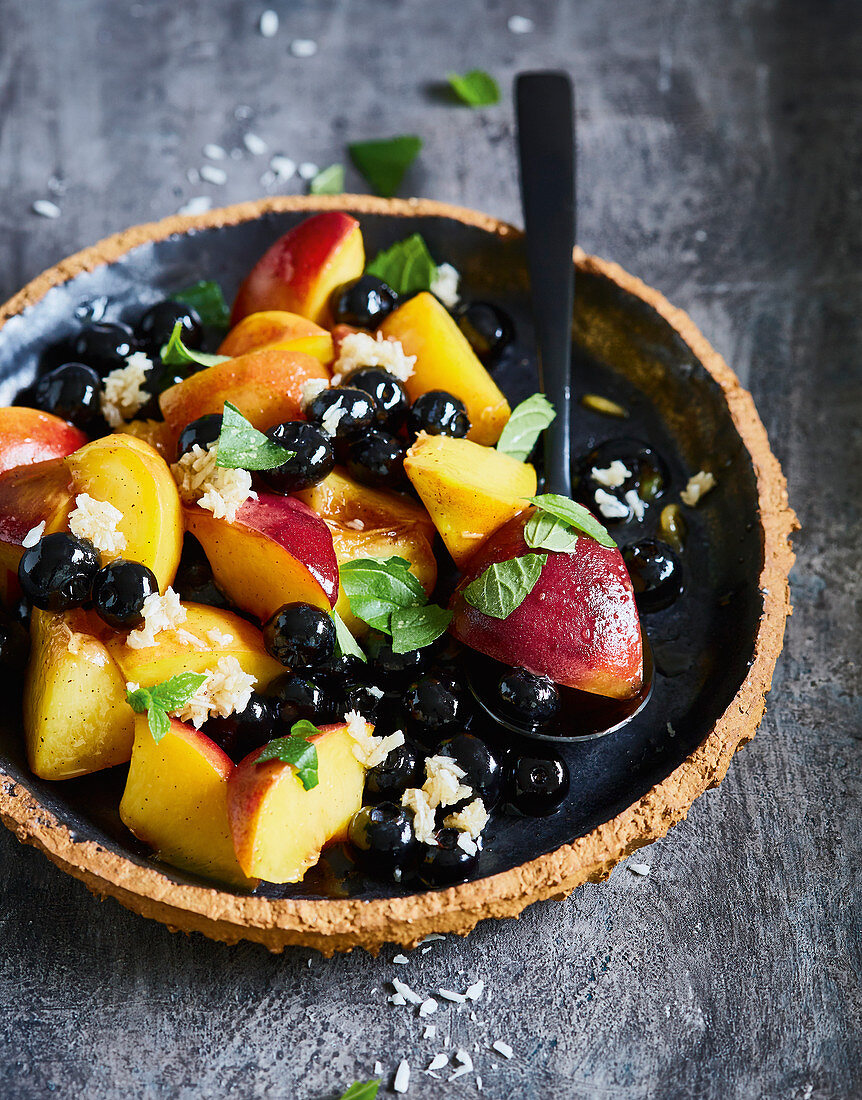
xmin=0 ymin=209 xmax=763 ymax=901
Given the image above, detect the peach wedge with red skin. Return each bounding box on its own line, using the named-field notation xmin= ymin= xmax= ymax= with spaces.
xmin=228 ymin=721 xmax=367 ymax=883
xmin=0 ymin=457 xmax=74 ymax=606
xmin=450 ymin=510 xmax=644 ymax=700
xmin=231 ymin=212 xmax=365 ymax=327
xmin=121 ymin=714 xmax=256 ymax=889
xmin=0 ymin=408 xmax=87 ymax=474
xmin=159 ymin=348 xmax=329 ymax=440
xmin=217 ymin=310 xmax=334 ymax=365
xmin=185 ymin=492 xmax=339 ymax=622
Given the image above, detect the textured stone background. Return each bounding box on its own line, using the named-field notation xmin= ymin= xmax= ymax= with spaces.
xmin=0 ymin=1 xmax=859 ymax=1097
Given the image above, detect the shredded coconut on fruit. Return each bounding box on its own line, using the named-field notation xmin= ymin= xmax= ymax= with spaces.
xmin=100 ymin=352 xmax=151 ymax=427
xmin=171 ymin=443 xmax=257 ymax=523
xmin=21 ymin=521 xmax=45 ymax=548
xmin=345 ymin=710 xmax=405 ymax=767
xmin=402 ymin=787 xmax=438 ymax=845
xmin=591 ymin=460 xmax=630 ymax=488
xmin=320 ymin=396 xmax=348 ymax=437
xmin=331 ymin=331 xmax=415 ymax=384
xmin=126 ymin=588 xmax=187 ymax=649
xmin=206 ymin=628 xmax=234 ymax=647
xmin=430 ymin=263 xmax=461 ymax=309
xmin=300 ymin=377 xmax=329 ymax=408
xmin=443 ymin=798 xmax=489 ymax=839
xmin=68 ymin=493 xmax=127 ymax=553
xmin=422 ymin=755 xmax=473 ymax=808
xmin=680 ymin=470 xmax=717 ymax=507
xmin=176 ymin=656 xmax=256 ymax=728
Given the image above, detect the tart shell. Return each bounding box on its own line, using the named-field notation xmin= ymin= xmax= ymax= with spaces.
xmin=0 ymin=196 xmax=797 ymax=954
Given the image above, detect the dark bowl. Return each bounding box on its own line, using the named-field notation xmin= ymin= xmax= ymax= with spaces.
xmin=0 ymin=196 xmax=796 ymax=953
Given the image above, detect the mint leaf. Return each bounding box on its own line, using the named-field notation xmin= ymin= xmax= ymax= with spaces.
xmin=126 ymin=672 xmax=208 ymax=743
xmin=309 ymin=163 xmax=344 ymax=195
xmin=496 ymin=394 xmax=556 ymax=462
xmin=348 ymin=135 xmax=422 ymax=198
xmin=256 ymin=721 xmax=320 ymax=790
xmin=447 ymin=69 xmax=500 ymax=107
xmin=339 ymin=556 xmax=427 ymax=631
xmin=366 ymin=233 xmax=437 ymax=297
xmin=161 ymin=321 xmax=231 ymax=369
xmin=216 ymin=401 xmax=295 ymax=470
xmin=390 ymin=603 xmax=453 ymax=654
xmin=173 ymin=280 xmax=230 ymax=327
xmin=527 ymin=493 xmax=616 ymax=548
xmin=463 ymin=553 xmax=546 ymax=619
xmin=339 ymin=1085 xmax=380 ymax=1100
xmin=332 ymin=609 xmax=367 ymax=663
xmin=523 ymin=511 xmax=579 ymax=553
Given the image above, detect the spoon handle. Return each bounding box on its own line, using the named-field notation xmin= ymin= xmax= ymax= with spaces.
xmin=515 ymin=71 xmax=576 ymax=498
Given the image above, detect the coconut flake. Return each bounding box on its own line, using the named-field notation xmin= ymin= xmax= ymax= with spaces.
xmin=430 ymin=263 xmax=460 ymax=309
xmin=32 ymin=200 xmax=61 ymax=218
xmin=450 ymin=1051 xmax=474 ymax=1080
xmin=259 ymin=9 xmax=278 ymax=37
xmin=443 ymin=798 xmax=489 ymax=839
xmin=422 ymin=755 xmax=472 ymax=809
xmin=423 ymin=1025 xmax=436 ymax=1039
xmin=172 ymin=443 xmax=257 ymax=524
xmin=393 ymin=1061 xmax=410 ymax=1094
xmin=591 ymin=460 xmax=631 ymax=488
xmin=270 ymin=155 xmax=297 ymax=180
xmin=298 ymin=161 xmax=319 ymax=180
xmin=177 ymin=655 xmax=256 ymax=728
xmin=346 ymin=710 xmax=405 ymax=768
xmin=393 ymin=954 xmax=410 ymax=965
xmin=438 ymin=988 xmax=467 ymax=1004
xmin=680 ymin=470 xmax=717 ymax=507
xmin=391 ymin=977 xmax=423 ymax=1005
xmin=419 ymin=997 xmax=438 ymax=1017
xmin=427 ymin=1053 xmax=448 ymax=1072
xmin=300 ymin=377 xmax=329 ymax=408
xmin=320 ymin=396 xmax=347 ymax=438
xmin=594 ymin=488 xmax=629 ymax=520
xmin=624 ymin=488 xmax=646 ymax=522
xmin=243 ymin=132 xmax=268 ymax=156
xmin=68 ymin=494 xmax=126 ymax=553
xmin=290 ymin=38 xmax=318 ymax=57
xmin=200 ymin=164 xmax=227 ymax=185
xmin=177 ymin=196 xmax=212 ymax=216
xmin=206 ymin=628 xmax=234 ymax=647
xmin=492 ymin=1040 xmax=514 ymax=1059
xmin=629 ymin=862 xmax=651 ymax=876
xmin=21 ymin=521 xmax=45 ymax=548
xmin=508 ymin=14 xmax=534 ymax=32
xmin=401 ymin=787 xmax=437 ymax=846
xmin=100 ymin=352 xmax=151 ymax=427
xmin=203 ymin=143 xmax=226 ymax=160
xmin=332 ymin=331 xmax=416 ymax=382
xmin=126 ymin=588 xmax=187 ymax=649
xmin=465 ymin=980 xmax=484 ymax=1001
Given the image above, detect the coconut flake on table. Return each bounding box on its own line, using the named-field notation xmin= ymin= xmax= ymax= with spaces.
xmin=177 ymin=196 xmax=212 ymax=216
xmin=203 ymin=143 xmax=226 ymax=160
xmin=426 ymin=1053 xmax=448 ymax=1073
xmin=259 ymin=9 xmax=279 ymax=36
xmin=464 ymin=980 xmax=484 ymax=1001
xmin=270 ymin=155 xmax=297 ymax=180
xmin=437 ymin=988 xmax=467 ymax=1004
xmin=393 ymin=1060 xmax=410 ymax=1094
xmin=423 ymin=1025 xmax=436 ymax=1039
xmin=21 ymin=521 xmax=45 ymax=548
xmin=492 ymin=1040 xmax=514 ymax=1059
xmin=629 ymin=862 xmax=651 ymax=876
xmin=290 ymin=38 xmax=318 ymax=57
xmin=450 ymin=1051 xmax=474 ymax=1080
xmin=68 ymin=494 xmax=126 ymax=554
xmin=680 ymin=470 xmax=717 ymax=507
xmin=32 ymin=199 xmax=61 ymax=218
xmin=297 ymin=161 xmax=319 ymax=180
xmin=200 ymin=164 xmax=227 ymax=185
xmin=391 ymin=977 xmax=423 ymax=1005
xmin=392 ymin=954 xmax=409 ymax=965
xmin=418 ymin=997 xmax=438 ymax=1017
xmin=332 ymin=331 xmax=416 ymax=382
xmin=508 ymin=14 xmax=534 ymax=32
xmin=243 ymin=132 xmax=268 ymax=156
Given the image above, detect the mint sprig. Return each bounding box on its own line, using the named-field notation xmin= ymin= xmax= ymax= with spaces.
xmin=309 ymin=163 xmax=345 ymax=195
xmin=126 ymin=672 xmax=209 ymax=742
xmin=527 ymin=493 xmax=616 ymax=548
xmin=256 ymin=720 xmax=320 ymax=790
xmin=215 ymin=401 xmax=295 ymax=471
xmin=496 ymin=393 xmax=556 ymax=462
xmin=447 ymin=69 xmax=500 ymax=107
xmin=339 ymin=556 xmax=451 ymax=651
xmin=332 ymin=609 xmax=367 ymax=663
xmin=161 ymin=321 xmax=230 ymax=369
xmin=523 ymin=510 xmax=579 ymax=553
xmin=338 ymin=1084 xmax=380 ymax=1100
xmin=366 ymin=233 xmax=437 ymax=297
xmin=173 ymin=280 xmax=230 ymax=327
xmin=349 ymin=135 xmax=422 ymax=198
xmin=462 ymin=553 xmax=546 ymax=619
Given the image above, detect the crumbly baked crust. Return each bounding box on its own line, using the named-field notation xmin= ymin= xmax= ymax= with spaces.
xmin=0 ymin=196 xmax=797 ymax=954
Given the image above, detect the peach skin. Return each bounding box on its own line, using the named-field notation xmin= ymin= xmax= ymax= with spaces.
xmin=217 ymin=310 xmax=334 ymax=365
xmin=0 ymin=408 xmax=87 ymax=474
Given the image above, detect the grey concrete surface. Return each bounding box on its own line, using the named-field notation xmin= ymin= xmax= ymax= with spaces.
xmin=0 ymin=1 xmax=859 ymax=1097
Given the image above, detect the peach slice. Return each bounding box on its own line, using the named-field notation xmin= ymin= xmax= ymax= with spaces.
xmin=159 ymin=348 xmax=329 ymax=437
xmin=105 ymin=602 xmax=283 ymax=690
xmin=114 ymin=418 xmax=175 ymax=461
xmin=231 ymin=212 xmax=365 ymax=327
xmin=24 ymin=609 xmax=133 ymax=779
xmin=404 ymin=433 xmax=537 ymax=566
xmin=217 ymin=310 xmax=334 ymax=365
xmin=295 ymin=467 xmax=435 ymax=546
xmin=185 ymin=493 xmax=339 ymax=621
xmin=227 ymin=721 xmax=367 ymax=882
xmin=450 ymin=510 xmax=644 ymax=699
xmin=0 ymin=458 xmax=74 ymax=606
xmin=121 ymin=714 xmax=256 ymax=889
xmin=0 ymin=408 xmax=86 ymax=474
xmin=379 ymin=291 xmax=511 ymax=445
xmin=59 ymin=434 xmax=183 ymax=591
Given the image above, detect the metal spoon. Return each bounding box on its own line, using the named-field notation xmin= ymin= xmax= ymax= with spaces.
xmin=464 ymin=71 xmax=653 ymax=741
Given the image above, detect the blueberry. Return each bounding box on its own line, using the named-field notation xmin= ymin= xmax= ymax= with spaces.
xmin=91 ymin=560 xmax=159 ymax=629
xmin=263 ymin=602 xmax=336 ymax=669
xmin=622 ymin=538 xmax=684 ymax=612
xmin=33 ymin=363 xmax=103 ymax=431
xmin=348 ymin=802 xmax=417 ymax=879
xmin=135 ymin=300 xmax=203 ymax=357
xmin=419 ymin=827 xmax=479 ymax=885
xmin=346 ymin=368 xmax=409 ymax=431
xmin=202 ymin=692 xmax=278 ymax=763
xmin=18 ymin=532 xmax=100 ymax=612
xmin=508 ymin=751 xmax=570 ymax=816
xmin=345 ymin=682 xmax=387 ymax=723
xmin=330 ymin=275 xmax=399 ymax=329
xmin=498 ymin=668 xmax=559 ymax=727
xmin=266 ymin=672 xmax=324 ymax=725
xmin=407 ymin=391 xmax=470 ymax=439
xmin=70 ymin=322 xmax=138 ymax=376
xmin=404 ymin=676 xmax=463 ymax=735
xmin=176 ymin=413 xmax=222 ymax=459
xmin=260 ymin=422 xmax=334 ymax=494
xmin=363 ymin=739 xmax=424 ymax=803
xmin=456 ymin=301 xmax=515 ymax=364
xmin=171 ymin=535 xmax=231 ymax=610
xmin=305 ymin=388 xmax=378 ymax=452
xmin=370 ymin=635 xmax=432 ymax=682
xmin=345 ymin=429 xmax=405 ymax=489
xmin=436 ymin=733 xmax=504 ymax=808
xmin=574 ymin=438 xmax=669 ymax=523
